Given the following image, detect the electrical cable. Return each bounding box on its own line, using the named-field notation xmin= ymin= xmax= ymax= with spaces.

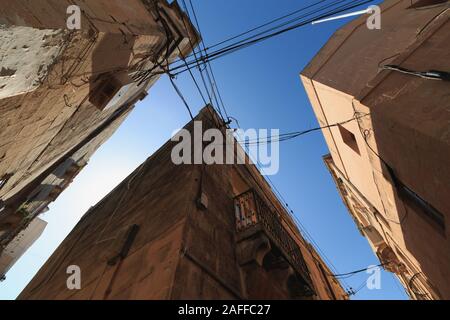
xmin=204 ymin=0 xmax=350 ymax=55
xmin=168 ymin=0 xmax=375 ymax=76
xmin=233 ymin=113 xmax=370 ymax=146
xmin=177 ymin=44 xmax=208 ymax=106
xmin=180 ymin=0 xmax=214 ymax=106
xmin=231 ymin=118 xmax=351 ymax=290
xmin=380 ymin=64 xmax=450 ymax=81
xmin=241 ymin=136 xmax=353 ymax=291
xmin=206 ymin=0 xmax=331 ymax=52
xmin=168 ymin=75 xmax=194 ymax=120
xmin=172 ymin=0 xmax=370 ymax=64
xmin=350 ymin=103 xmax=411 ymax=225
xmin=166 ymin=0 xmax=384 ymax=294
xmin=151 ymin=2 xmax=197 ymax=121
xmin=348 ymin=278 xmax=369 ymax=296
xmin=187 ymin=0 xmax=229 ymax=122
xmin=331 ymin=263 xmax=386 ymax=278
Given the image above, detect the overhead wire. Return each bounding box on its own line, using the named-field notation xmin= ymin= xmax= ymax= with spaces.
xmin=149 ymin=0 xmax=377 ymax=132
xmin=168 ymin=0 xmax=376 ymax=76
xmin=168 ymin=76 xmax=195 ymax=120
xmin=165 ymin=0 xmax=381 ymax=294
xmin=233 ymin=125 xmax=353 ymax=292
xmin=186 ymin=0 xmax=229 ymax=123
xmin=172 ymin=0 xmax=366 ymax=64
xmin=205 ymin=0 xmax=330 ymax=53
xmin=229 ymin=111 xmax=357 ymax=291
xmin=348 ymin=278 xmax=369 ymax=296
xmin=331 ymin=263 xmax=386 ymax=278
xmin=380 ymin=64 xmax=450 ymax=81
xmin=154 ymin=2 xmax=196 ymax=120
xmin=237 ymin=127 xmax=353 ymax=291
xmin=233 ymin=113 xmax=370 ymax=146
xmin=180 ymin=0 xmax=214 ymax=106
xmin=177 ymin=45 xmax=208 ymax=106
xmin=202 ymin=0 xmax=350 ymax=55
xmin=263 ymin=172 xmax=353 ymax=291
xmin=231 ymin=118 xmax=347 ymax=284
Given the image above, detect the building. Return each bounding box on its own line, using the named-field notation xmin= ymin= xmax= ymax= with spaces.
xmin=0 ymin=0 xmax=199 ymax=273
xmin=0 ymin=217 xmax=47 ymax=281
xmin=18 ymin=106 xmax=347 ymax=300
xmin=301 ymin=0 xmax=449 ymax=299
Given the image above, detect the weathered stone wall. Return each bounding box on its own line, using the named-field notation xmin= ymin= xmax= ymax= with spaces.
xmin=19 ymin=107 xmax=347 ymax=300
xmin=302 ymin=0 xmax=450 ymax=299
xmin=0 ymin=0 xmax=197 ymax=255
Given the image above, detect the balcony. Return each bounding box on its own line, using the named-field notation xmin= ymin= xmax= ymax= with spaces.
xmin=234 ymin=189 xmax=314 ymax=295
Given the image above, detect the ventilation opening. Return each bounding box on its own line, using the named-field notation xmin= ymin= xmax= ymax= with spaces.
xmin=408 ymin=0 xmax=448 ymax=9
xmin=89 ymin=72 xmax=132 ymax=111
xmin=338 ymin=124 xmax=360 ymax=155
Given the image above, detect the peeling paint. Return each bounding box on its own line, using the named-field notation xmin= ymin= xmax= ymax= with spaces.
xmin=0 ymin=25 xmax=66 ymax=99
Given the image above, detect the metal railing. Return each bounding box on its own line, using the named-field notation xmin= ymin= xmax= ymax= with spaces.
xmin=235 ymin=189 xmax=313 ymax=288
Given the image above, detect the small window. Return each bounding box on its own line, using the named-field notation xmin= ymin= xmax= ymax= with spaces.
xmin=89 ymin=72 xmax=132 ymax=111
xmin=338 ymin=124 xmax=360 ymax=155
xmin=89 ymin=77 xmax=121 ymax=110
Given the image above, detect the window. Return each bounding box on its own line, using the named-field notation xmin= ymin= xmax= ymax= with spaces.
xmin=338 ymin=124 xmax=360 ymax=155
xmin=89 ymin=77 xmax=121 ymax=110
xmin=89 ymin=72 xmax=132 ymax=111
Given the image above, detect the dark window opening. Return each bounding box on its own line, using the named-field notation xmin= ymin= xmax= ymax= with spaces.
xmin=338 ymin=124 xmax=360 ymax=155
xmin=89 ymin=72 xmax=132 ymax=111
xmin=89 ymin=77 xmax=121 ymax=111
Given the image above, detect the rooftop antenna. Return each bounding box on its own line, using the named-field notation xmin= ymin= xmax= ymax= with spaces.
xmin=312 ymin=8 xmax=371 ymax=25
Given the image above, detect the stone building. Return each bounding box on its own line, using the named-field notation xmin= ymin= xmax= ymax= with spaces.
xmin=301 ymin=0 xmax=449 ymax=299
xmin=19 ymin=106 xmax=347 ymax=300
xmin=0 ymin=217 xmax=47 ymax=281
xmin=0 ymin=0 xmax=199 ymax=273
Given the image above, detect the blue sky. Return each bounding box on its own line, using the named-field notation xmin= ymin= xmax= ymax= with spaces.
xmin=0 ymin=0 xmax=407 ymax=300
